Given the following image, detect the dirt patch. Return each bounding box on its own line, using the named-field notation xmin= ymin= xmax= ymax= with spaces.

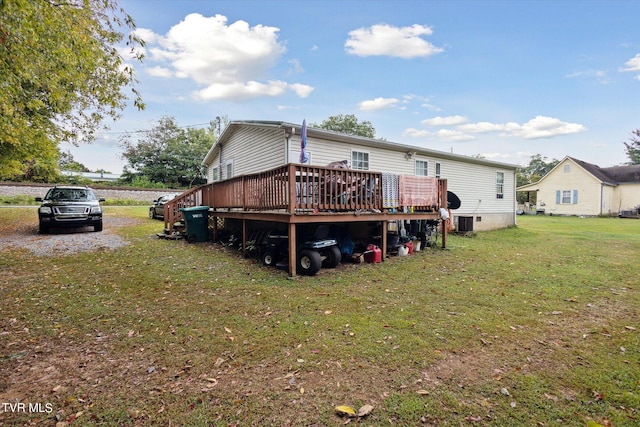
xmin=0 ymin=216 xmax=140 ymax=256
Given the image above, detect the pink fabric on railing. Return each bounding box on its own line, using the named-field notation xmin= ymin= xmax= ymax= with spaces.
xmin=398 ymin=175 xmax=439 ymax=207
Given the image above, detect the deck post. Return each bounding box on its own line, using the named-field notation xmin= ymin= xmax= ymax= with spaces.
xmin=211 ymin=215 xmax=218 ymax=242
xmin=242 ymin=219 xmax=247 ymax=256
xmin=288 ymin=163 xmax=297 ymax=213
xmin=381 ymin=220 xmax=387 ymax=259
xmin=288 ymin=222 xmax=297 ymax=277
xmin=440 ymin=179 xmax=448 ymax=249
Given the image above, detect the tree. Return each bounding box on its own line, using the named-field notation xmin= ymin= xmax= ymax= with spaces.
xmin=0 ymin=0 xmax=144 ymax=181
xmin=623 ymin=129 xmax=640 ymax=165
xmin=516 ymin=154 xmax=559 ymax=204
xmin=58 ymin=151 xmax=89 ymax=172
xmin=120 ymin=116 xmax=214 ymax=188
xmin=312 ymin=114 xmax=376 ymax=138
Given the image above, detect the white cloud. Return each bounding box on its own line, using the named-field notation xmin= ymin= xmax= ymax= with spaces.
xmin=358 ymin=97 xmax=400 ymax=111
xmin=289 ymin=83 xmax=314 ymax=98
xmin=458 ymin=116 xmax=586 ymax=139
xmin=345 ymin=24 xmax=444 ymax=58
xmin=139 ymin=13 xmax=313 ymax=100
xmin=146 ymin=66 xmax=174 ymax=78
xmin=402 ymin=128 xmax=432 ymax=138
xmin=620 ymin=53 xmax=640 ymax=80
xmin=287 ymin=58 xmax=304 ymax=74
xmin=511 ymin=116 xmax=587 ymax=139
xmin=436 ymin=129 xmax=474 ymax=142
xmin=422 ymin=115 xmax=468 ymax=126
xmin=193 ymin=80 xmax=288 ymax=101
xmin=565 ymin=69 xmax=610 ymax=84
xmin=458 ymin=121 xmax=512 ymax=133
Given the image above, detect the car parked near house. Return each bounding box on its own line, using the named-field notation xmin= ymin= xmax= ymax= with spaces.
xmin=149 ymin=193 xmax=179 ymax=219
xmin=35 ymin=186 xmax=105 ymax=234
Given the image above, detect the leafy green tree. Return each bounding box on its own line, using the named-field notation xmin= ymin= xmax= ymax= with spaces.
xmin=516 ymin=154 xmax=559 ymax=204
xmin=0 ymin=0 xmax=144 ymax=181
xmin=312 ymin=114 xmax=376 ymax=138
xmin=58 ymin=151 xmax=89 ymax=172
xmin=120 ymin=116 xmax=214 ymax=188
xmin=623 ymin=129 xmax=640 ymax=165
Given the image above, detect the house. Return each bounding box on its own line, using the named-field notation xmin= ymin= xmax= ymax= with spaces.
xmin=164 ymin=120 xmax=517 ymax=276
xmin=202 ymin=120 xmax=518 ymax=232
xmin=517 ymin=156 xmax=640 ymax=216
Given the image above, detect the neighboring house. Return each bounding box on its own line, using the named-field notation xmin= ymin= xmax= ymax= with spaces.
xmin=517 ymin=156 xmax=640 ymax=216
xmin=202 ymin=120 xmax=518 ymax=231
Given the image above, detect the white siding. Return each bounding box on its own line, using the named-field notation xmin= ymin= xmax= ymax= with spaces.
xmin=204 ymin=122 xmax=517 ymax=229
xmin=292 ymin=135 xmax=516 ymax=226
xmin=206 ymin=126 xmax=285 ymax=182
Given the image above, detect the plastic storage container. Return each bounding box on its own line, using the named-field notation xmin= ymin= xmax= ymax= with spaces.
xmin=180 ymin=206 xmax=210 ymax=243
xmin=364 ymin=244 xmax=382 ymax=263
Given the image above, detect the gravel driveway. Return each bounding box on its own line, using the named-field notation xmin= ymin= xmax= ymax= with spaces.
xmin=0 ymin=216 xmax=138 ymax=256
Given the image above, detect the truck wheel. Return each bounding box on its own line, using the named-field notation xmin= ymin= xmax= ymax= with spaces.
xmin=322 ymin=245 xmax=342 ymax=268
xmin=39 ymin=223 xmax=49 ymax=234
xmin=93 ymin=221 xmax=103 ymax=232
xmin=262 ymin=251 xmax=277 ymax=266
xmin=149 ymin=208 xmax=155 ymax=219
xmin=297 ymin=249 xmax=321 ymax=276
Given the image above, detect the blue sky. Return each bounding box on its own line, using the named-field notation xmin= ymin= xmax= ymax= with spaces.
xmin=62 ymin=0 xmax=640 ymax=174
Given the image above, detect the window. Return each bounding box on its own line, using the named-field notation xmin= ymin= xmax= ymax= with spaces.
xmin=435 ymin=162 xmax=441 ymax=178
xmin=225 ymin=160 xmax=234 ymax=179
xmin=415 ymin=160 xmax=428 ymax=176
xmin=556 ymin=190 xmax=578 ymax=204
xmin=563 ymin=164 xmax=571 ymax=173
xmin=351 ymin=150 xmax=369 ymax=170
xmin=496 ymin=171 xmax=504 ymax=199
xmin=211 ymin=167 xmax=219 ymax=182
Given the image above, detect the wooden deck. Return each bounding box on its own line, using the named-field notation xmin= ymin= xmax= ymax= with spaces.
xmin=164 ymin=163 xmax=448 ymax=276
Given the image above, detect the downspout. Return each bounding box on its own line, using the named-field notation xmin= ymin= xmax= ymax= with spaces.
xmin=284 ymin=126 xmax=294 ymax=164
xmin=218 ymin=142 xmax=223 ymax=180
xmin=600 ymin=182 xmax=604 ymax=215
xmin=513 ymin=171 xmax=517 ymax=226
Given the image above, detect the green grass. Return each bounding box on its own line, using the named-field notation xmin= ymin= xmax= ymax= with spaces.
xmin=0 ymin=211 xmax=638 ymax=426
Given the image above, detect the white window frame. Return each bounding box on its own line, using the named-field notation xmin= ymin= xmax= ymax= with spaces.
xmin=496 ymin=171 xmax=505 ymax=199
xmin=225 ymin=159 xmax=234 ymax=180
xmin=415 ymin=160 xmax=428 ymax=176
xmin=435 ymin=162 xmax=441 ymax=178
xmin=351 ymin=150 xmax=370 ymax=171
xmin=211 ymin=166 xmax=220 ymax=182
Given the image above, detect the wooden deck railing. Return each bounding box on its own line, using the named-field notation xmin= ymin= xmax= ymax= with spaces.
xmin=163 ymin=164 xmax=386 ymax=232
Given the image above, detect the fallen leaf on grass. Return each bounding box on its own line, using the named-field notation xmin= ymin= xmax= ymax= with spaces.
xmin=335 ymin=405 xmax=356 ymax=417
xmin=357 ymin=404 xmax=374 ymax=417
xmin=335 ymin=404 xmax=374 ymax=418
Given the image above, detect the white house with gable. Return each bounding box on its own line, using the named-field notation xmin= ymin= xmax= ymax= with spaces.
xmin=202 ymin=120 xmax=518 ymax=231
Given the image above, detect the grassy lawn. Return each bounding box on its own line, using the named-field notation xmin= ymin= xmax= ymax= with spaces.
xmin=1 ymin=208 xmax=638 ymax=426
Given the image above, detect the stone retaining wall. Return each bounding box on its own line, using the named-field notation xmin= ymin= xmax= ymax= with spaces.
xmin=0 ymin=183 xmax=179 ymax=202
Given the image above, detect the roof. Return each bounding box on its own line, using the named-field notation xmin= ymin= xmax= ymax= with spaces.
xmin=203 ymin=120 xmax=518 ymax=170
xmin=517 ymin=156 xmax=640 ymax=191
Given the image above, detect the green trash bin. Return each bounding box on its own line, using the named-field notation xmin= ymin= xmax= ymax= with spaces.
xmin=180 ymin=206 xmax=210 ymax=243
